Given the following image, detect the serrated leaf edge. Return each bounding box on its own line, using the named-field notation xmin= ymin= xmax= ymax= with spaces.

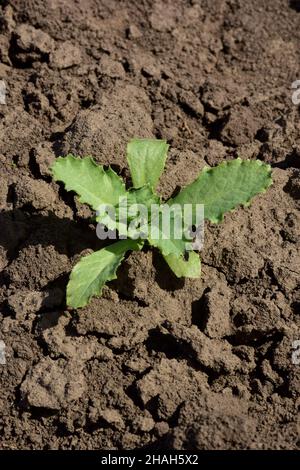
xmin=66 ymin=252 xmax=122 ymax=308
xmin=170 ymin=157 xmax=272 ymax=224
xmin=211 ymin=159 xmax=272 ymax=223
xmin=51 ymin=155 xmax=127 ymax=209
xmin=66 ymin=240 xmax=144 ymax=308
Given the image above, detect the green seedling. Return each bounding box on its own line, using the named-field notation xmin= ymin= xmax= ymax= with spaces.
xmin=51 ymin=139 xmax=272 ymax=308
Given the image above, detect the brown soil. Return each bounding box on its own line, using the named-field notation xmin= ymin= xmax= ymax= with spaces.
xmin=0 ymin=0 xmax=299 ymax=450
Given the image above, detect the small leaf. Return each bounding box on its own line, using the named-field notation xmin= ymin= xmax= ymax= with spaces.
xmin=148 ymin=208 xmax=192 ymax=257
xmin=163 ymin=251 xmax=201 ymax=278
xmin=96 ymin=185 xmax=160 ymax=236
xmin=51 ymin=155 xmax=127 ymax=210
xmin=127 ymin=139 xmax=169 ymax=189
xmin=67 ymin=239 xmax=142 ymax=308
xmin=170 ymin=158 xmax=272 ymax=223
xmin=124 ymin=185 xmax=161 ymax=210
xmin=119 ymin=185 xmax=161 ymax=240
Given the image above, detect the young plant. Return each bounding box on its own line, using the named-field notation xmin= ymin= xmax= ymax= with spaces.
xmin=51 ymin=139 xmax=272 ymax=308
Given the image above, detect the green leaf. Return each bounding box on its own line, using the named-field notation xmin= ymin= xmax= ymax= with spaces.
xmin=51 ymin=155 xmax=127 ymax=211
xmin=147 ymin=207 xmax=192 ymax=257
xmin=124 ymin=185 xmax=161 ymax=210
xmin=67 ymin=239 xmax=143 ymax=308
xmin=163 ymin=251 xmax=201 ymax=278
xmin=119 ymin=186 xmax=161 ymax=240
xmin=170 ymin=158 xmax=272 ymax=223
xmin=127 ymin=139 xmax=169 ymax=189
xmin=96 ymin=185 xmax=160 ymax=237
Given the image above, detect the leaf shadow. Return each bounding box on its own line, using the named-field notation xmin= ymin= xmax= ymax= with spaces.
xmin=152 ymin=250 xmax=185 ymax=292
xmin=0 ymin=208 xmax=108 ymax=308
